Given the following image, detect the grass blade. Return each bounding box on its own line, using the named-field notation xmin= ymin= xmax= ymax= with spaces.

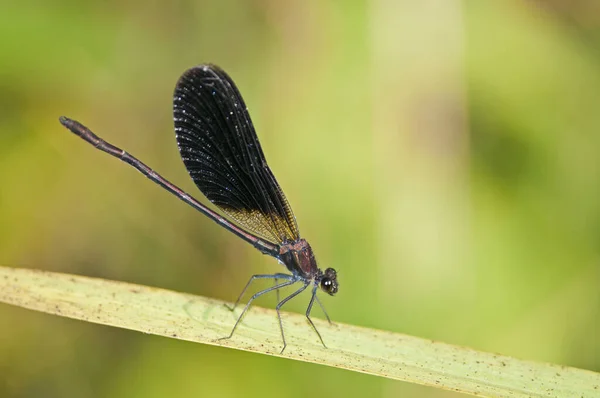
xmin=0 ymin=266 xmax=598 ymax=397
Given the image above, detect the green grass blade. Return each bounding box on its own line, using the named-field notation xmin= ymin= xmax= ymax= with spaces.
xmin=1 ymin=266 xmax=598 ymax=397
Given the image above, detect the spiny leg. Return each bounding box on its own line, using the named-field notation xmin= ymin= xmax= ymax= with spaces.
xmin=315 ymin=294 xmax=333 ymax=325
xmin=274 ymin=277 xmax=280 ymax=303
xmin=306 ymin=284 xmax=327 ymax=348
xmin=225 ymin=273 xmax=293 ymax=311
xmin=275 ymin=282 xmax=309 ymax=354
xmin=219 ymin=278 xmax=298 ymax=342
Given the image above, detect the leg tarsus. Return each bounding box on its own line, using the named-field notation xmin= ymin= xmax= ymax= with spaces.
xmin=275 ymin=282 xmax=309 ymax=354
xmin=219 ymin=277 xmax=298 ymax=343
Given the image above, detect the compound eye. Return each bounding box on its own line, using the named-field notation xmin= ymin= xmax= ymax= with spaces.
xmin=320 ymin=277 xmax=338 ymax=295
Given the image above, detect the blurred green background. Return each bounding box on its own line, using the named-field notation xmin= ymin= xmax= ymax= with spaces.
xmin=1 ymin=1 xmax=599 ymax=397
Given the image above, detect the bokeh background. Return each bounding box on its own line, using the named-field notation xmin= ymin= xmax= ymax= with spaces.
xmin=1 ymin=1 xmax=599 ymax=397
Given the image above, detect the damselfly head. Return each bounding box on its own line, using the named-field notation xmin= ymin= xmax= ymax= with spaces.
xmin=319 ymin=267 xmax=338 ymax=296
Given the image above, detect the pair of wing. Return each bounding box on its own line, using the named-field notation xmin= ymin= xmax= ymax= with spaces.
xmin=173 ymin=65 xmax=300 ymax=245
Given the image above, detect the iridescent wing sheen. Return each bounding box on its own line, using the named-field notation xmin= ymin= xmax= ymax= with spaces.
xmin=173 ymin=65 xmax=300 ymax=244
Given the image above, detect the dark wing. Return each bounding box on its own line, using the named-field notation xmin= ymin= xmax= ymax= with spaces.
xmin=173 ymin=64 xmax=300 ymax=244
